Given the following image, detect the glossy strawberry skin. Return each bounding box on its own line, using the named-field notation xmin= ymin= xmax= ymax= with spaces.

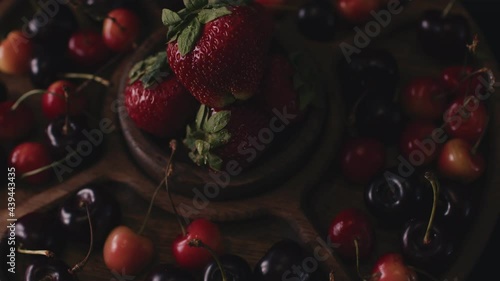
xmin=213 ymin=105 xmax=270 ymax=168
xmin=167 ymin=4 xmax=273 ymax=108
xmin=125 ymin=78 xmax=198 ymax=137
xmin=257 ymin=54 xmax=301 ymax=120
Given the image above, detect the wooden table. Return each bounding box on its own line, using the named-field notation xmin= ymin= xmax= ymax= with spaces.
xmin=1 ymin=0 xmax=500 ymax=280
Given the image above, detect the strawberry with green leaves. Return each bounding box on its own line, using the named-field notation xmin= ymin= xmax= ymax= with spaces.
xmin=162 ymin=0 xmax=273 ymax=108
xmin=125 ymin=51 xmax=199 ymax=137
xmin=184 ymin=104 xmax=270 ymax=171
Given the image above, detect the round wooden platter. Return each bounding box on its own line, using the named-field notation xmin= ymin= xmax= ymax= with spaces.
xmin=1 ymin=0 xmax=500 ymax=281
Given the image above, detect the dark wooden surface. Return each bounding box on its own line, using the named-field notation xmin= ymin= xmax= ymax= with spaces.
xmin=1 ymin=0 xmax=500 ymax=281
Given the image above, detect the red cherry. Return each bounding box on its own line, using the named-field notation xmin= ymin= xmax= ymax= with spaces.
xmin=441 ymin=65 xmax=473 ymax=94
xmin=401 ymin=77 xmax=447 ymax=120
xmin=328 ymin=208 xmax=374 ymax=260
xmin=438 ymin=138 xmax=485 ymax=183
xmin=42 ymin=80 xmax=88 ymax=120
xmin=335 ymin=0 xmax=381 ymax=24
xmin=0 ymin=30 xmax=34 ymax=75
xmin=399 ymin=121 xmax=439 ymax=166
xmin=103 ymin=226 xmax=154 ymax=276
xmin=444 ymin=96 xmax=488 ymax=144
xmin=172 ymin=219 xmax=223 ymax=270
xmin=340 ymin=138 xmax=385 ymax=184
xmin=9 ymin=142 xmax=52 ymax=184
xmin=441 ymin=66 xmax=493 ymax=98
xmin=372 ymin=253 xmax=417 ymax=281
xmin=68 ymin=30 xmax=111 ymax=67
xmin=102 ymin=8 xmax=140 ymax=52
xmin=0 ymin=101 xmax=34 ymax=141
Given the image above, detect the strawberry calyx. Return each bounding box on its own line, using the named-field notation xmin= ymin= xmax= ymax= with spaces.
xmin=128 ymin=51 xmax=171 ymax=89
xmin=183 ymin=104 xmax=232 ymax=170
xmin=162 ymin=0 xmax=250 ymax=56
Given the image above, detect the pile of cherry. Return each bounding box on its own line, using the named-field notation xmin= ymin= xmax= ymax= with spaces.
xmin=329 ymin=5 xmax=494 ymax=281
xmin=0 ymin=0 xmax=143 ymax=184
xmin=0 ymin=178 xmax=327 ymax=281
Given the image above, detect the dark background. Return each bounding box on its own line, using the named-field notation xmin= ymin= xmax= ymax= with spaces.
xmin=463 ymin=1 xmax=499 ymax=280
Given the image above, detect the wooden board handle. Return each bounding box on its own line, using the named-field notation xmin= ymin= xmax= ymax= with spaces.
xmin=273 ymin=208 xmax=351 ymax=281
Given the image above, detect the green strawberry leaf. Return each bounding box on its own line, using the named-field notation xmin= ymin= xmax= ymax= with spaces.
xmin=207 ymin=129 xmax=231 ymax=148
xmin=204 ymin=110 xmax=231 ymax=133
xmin=184 ymin=0 xmax=207 ymax=11
xmin=177 ymin=18 xmax=202 ymax=55
xmin=162 ymin=9 xmax=182 ymax=26
xmin=207 ymin=153 xmax=223 ymax=171
xmin=195 ymin=104 xmax=210 ymax=131
xmin=128 ymin=51 xmax=170 ymax=88
xmin=197 ymin=7 xmax=231 ymax=24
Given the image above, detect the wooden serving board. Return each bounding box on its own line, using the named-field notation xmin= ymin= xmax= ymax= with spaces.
xmin=1 ymin=0 xmax=500 ymax=281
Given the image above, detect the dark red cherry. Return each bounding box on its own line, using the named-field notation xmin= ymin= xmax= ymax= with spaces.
xmin=296 ymin=0 xmax=336 ymax=42
xmin=145 ymin=264 xmax=195 ymax=281
xmin=328 ymin=208 xmax=374 ymax=260
xmin=399 ymin=121 xmax=441 ymax=167
xmin=25 ymin=257 xmax=76 ymax=281
xmin=444 ymin=96 xmax=488 ymax=144
xmin=354 ymin=94 xmax=405 ymax=143
xmin=59 ymin=185 xmax=121 ymax=245
xmin=16 ymin=212 xmax=65 ymax=254
xmin=45 ymin=116 xmax=92 ymax=159
xmin=26 ymin=4 xmax=77 ymax=51
xmin=364 ymin=169 xmax=422 ymax=225
xmin=338 ymin=48 xmax=399 ymax=107
xmin=0 ymin=101 xmax=35 ymax=141
xmin=417 ymin=10 xmax=470 ymax=62
xmin=415 ymin=177 xmax=473 ymax=231
xmin=401 ymin=77 xmax=447 ymax=120
xmin=340 ymin=138 xmax=386 ymax=185
xmin=68 ymin=30 xmax=111 ymax=68
xmin=371 ymin=253 xmax=417 ymax=281
xmin=254 ymin=239 xmax=313 ymax=281
xmin=401 ymin=220 xmax=456 ymax=273
xmin=204 ymin=254 xmax=252 ymax=281
xmin=30 ymin=47 xmax=68 ymax=88
xmin=441 ymin=65 xmax=473 ymax=94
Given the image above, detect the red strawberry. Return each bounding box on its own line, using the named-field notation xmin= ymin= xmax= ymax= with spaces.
xmin=256 ymin=52 xmax=319 ymax=123
xmin=184 ymin=104 xmax=270 ymax=170
xmin=257 ymin=54 xmax=300 ymax=119
xmin=163 ymin=1 xmax=273 ymax=108
xmin=125 ymin=51 xmax=198 ymax=137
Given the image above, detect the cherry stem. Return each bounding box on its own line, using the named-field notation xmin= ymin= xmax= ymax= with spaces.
xmin=188 ymin=239 xmax=227 ymax=281
xmin=423 ymin=171 xmax=440 ymax=245
xmin=10 ymin=89 xmax=46 ymax=111
xmin=20 ymin=150 xmax=79 ymax=179
xmin=62 ymin=86 xmax=70 ymax=136
xmin=471 ymin=116 xmax=489 ymax=155
xmin=75 ymin=52 xmax=125 ymax=94
xmin=138 ymin=177 xmax=166 ymax=235
xmin=17 ymin=248 xmax=55 ymax=257
xmin=70 ymin=203 xmax=93 ymax=273
xmin=61 ymin=73 xmax=110 ymax=87
xmin=164 ymin=140 xmax=186 ymax=236
xmin=108 ymin=16 xmax=126 ymax=32
xmin=408 ymin=266 xmax=439 ymax=281
xmin=442 ymin=0 xmax=458 ymax=18
xmin=353 ymin=239 xmax=366 ymax=281
xmin=347 ymin=90 xmax=368 ymax=132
